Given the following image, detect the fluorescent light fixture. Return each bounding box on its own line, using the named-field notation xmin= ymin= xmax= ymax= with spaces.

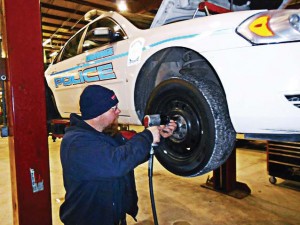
xmin=42 ymin=38 xmax=51 ymax=46
xmin=49 ymin=51 xmax=58 ymax=57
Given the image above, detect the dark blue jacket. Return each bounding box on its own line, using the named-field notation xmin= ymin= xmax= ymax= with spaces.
xmin=60 ymin=113 xmax=153 ymax=225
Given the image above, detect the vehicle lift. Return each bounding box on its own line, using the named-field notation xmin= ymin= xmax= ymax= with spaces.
xmin=202 ymin=141 xmax=251 ymax=199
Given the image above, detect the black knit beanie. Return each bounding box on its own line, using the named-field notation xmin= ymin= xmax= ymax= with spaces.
xmin=80 ymin=85 xmax=119 ymax=120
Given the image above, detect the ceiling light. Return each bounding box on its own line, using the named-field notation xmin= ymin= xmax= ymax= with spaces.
xmin=42 ymin=38 xmax=51 ymax=46
xmin=49 ymin=51 xmax=58 ymax=57
xmin=117 ymin=0 xmax=127 ymax=12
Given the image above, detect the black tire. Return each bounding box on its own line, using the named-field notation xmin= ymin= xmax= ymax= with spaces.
xmin=45 ymin=82 xmax=61 ymax=121
xmin=145 ymin=75 xmax=236 ymax=177
xmin=45 ymin=81 xmax=61 ymax=134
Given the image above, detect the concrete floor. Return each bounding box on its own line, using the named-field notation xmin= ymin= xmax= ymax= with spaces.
xmin=1 ymin=137 xmax=300 ymax=225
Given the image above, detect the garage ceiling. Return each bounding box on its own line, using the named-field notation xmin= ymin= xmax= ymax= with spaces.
xmin=41 ymin=0 xmax=160 ymax=53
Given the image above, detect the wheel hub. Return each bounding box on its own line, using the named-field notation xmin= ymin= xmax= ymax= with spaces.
xmin=171 ymin=114 xmax=188 ymax=141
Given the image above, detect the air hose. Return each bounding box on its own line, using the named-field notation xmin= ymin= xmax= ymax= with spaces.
xmin=144 ymin=114 xmax=171 ymax=225
xmin=148 ymin=144 xmax=159 ymax=225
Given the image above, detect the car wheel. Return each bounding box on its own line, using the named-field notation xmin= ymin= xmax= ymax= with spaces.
xmin=145 ymin=75 xmax=236 ymax=177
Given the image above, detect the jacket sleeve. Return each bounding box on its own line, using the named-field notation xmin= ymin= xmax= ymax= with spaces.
xmin=65 ymin=129 xmax=153 ymax=180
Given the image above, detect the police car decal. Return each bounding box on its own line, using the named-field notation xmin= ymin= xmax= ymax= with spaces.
xmin=54 ymin=63 xmax=117 ymax=88
xmin=128 ymin=38 xmax=145 ymax=66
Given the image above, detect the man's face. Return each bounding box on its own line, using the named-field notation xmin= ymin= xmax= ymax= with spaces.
xmin=98 ymin=104 xmax=121 ymax=130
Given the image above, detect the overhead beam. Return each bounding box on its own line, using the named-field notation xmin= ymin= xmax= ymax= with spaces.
xmin=43 ymin=46 xmax=62 ymax=51
xmin=42 ymin=21 xmax=81 ymax=31
xmin=43 ymin=35 xmax=70 ymax=41
xmin=41 ymin=2 xmax=86 ymax=15
xmin=41 ymin=13 xmax=87 ymax=26
xmin=65 ymin=0 xmax=116 ymax=11
xmin=42 ymin=28 xmax=74 ymax=37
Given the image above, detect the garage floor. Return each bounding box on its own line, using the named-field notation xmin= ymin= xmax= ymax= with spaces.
xmin=1 ymin=136 xmax=300 ymax=225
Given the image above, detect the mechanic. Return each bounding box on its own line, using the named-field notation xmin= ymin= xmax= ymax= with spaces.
xmin=59 ymin=85 xmax=176 ymax=225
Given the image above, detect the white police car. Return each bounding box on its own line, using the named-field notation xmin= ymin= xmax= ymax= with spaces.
xmin=45 ymin=0 xmax=300 ymax=177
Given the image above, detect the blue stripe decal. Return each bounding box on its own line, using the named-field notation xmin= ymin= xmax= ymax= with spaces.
xmin=50 ymin=52 xmax=129 ymax=76
xmin=51 ymin=65 xmax=81 ymax=76
xmin=88 ymin=52 xmax=128 ymax=66
xmin=50 ymin=34 xmax=197 ymax=76
xmin=149 ymin=34 xmax=198 ymax=48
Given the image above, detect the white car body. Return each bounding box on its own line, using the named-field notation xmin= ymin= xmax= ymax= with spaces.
xmin=45 ymin=0 xmax=300 ymax=176
xmin=45 ymin=10 xmax=300 ymax=135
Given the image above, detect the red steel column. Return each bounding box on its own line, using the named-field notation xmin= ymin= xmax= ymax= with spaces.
xmin=2 ymin=0 xmax=52 ymax=224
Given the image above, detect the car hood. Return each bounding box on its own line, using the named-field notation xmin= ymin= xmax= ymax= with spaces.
xmin=150 ymin=0 xmax=288 ymax=28
xmin=151 ymin=0 xmax=250 ymax=28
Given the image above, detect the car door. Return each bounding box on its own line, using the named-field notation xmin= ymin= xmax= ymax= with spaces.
xmin=46 ymin=17 xmax=129 ymax=118
xmin=45 ymin=28 xmax=87 ymax=117
xmin=79 ymin=17 xmax=130 ymax=118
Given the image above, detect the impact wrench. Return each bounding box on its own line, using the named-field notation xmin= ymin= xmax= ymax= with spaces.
xmin=144 ymin=114 xmax=172 ymax=225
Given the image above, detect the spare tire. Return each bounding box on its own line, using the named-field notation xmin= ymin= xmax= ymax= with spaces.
xmin=145 ymin=75 xmax=236 ymax=177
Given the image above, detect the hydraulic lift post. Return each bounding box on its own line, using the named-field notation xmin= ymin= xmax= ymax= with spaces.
xmin=202 ymin=143 xmax=251 ymax=199
xmin=2 ymin=0 xmax=52 ymax=224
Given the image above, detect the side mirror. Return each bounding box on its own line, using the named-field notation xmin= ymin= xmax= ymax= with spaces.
xmin=86 ymin=27 xmax=123 ymax=43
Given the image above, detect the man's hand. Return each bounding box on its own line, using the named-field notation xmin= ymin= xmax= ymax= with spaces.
xmin=147 ymin=126 xmax=161 ymax=144
xmin=147 ymin=120 xmax=177 ymax=144
xmin=160 ymin=120 xmax=177 ymax=138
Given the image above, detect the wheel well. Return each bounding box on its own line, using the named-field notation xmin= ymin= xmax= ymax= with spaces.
xmin=134 ymin=47 xmax=223 ymax=121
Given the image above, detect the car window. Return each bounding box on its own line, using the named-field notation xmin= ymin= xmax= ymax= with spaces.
xmin=59 ymin=29 xmax=85 ymax=62
xmin=82 ymin=17 xmax=126 ymax=52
